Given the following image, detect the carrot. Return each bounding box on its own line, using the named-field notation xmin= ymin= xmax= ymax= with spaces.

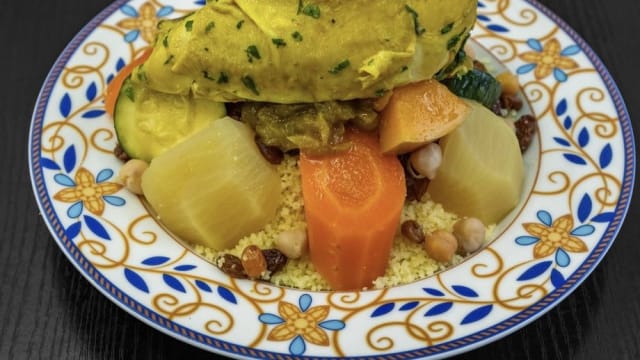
xmin=104 ymin=48 xmax=152 ymax=117
xmin=299 ymin=129 xmax=406 ymax=290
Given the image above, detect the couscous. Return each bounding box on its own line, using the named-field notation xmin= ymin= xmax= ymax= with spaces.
xmin=110 ymin=1 xmax=529 ymax=291
xmin=195 ymin=155 xmax=494 ymax=291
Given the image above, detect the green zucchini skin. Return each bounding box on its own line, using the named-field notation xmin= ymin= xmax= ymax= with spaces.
xmin=114 ymin=77 xmax=226 ymax=162
xmin=443 ymin=69 xmax=502 ymax=109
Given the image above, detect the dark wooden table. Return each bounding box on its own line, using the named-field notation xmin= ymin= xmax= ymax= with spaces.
xmin=3 ymin=0 xmax=639 ymax=359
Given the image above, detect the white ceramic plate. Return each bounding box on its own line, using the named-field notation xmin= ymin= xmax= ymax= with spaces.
xmin=29 ymin=1 xmax=635 ymax=358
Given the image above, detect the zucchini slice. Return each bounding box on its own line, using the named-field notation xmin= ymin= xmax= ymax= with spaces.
xmin=114 ymin=77 xmax=226 ymax=162
xmin=443 ymin=68 xmax=502 ymax=108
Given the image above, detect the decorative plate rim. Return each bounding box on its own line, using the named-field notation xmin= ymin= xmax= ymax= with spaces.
xmin=28 ymin=0 xmax=636 ymax=359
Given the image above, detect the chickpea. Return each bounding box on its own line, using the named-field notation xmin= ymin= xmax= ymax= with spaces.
xmin=496 ymin=71 xmax=520 ymax=96
xmin=409 ymin=143 xmax=442 ymax=180
xmin=118 ymin=159 xmax=149 ymax=195
xmin=453 ymin=217 xmax=486 ymax=254
xmin=275 ymin=228 xmax=308 ymax=259
xmin=424 ymin=230 xmax=458 ymax=262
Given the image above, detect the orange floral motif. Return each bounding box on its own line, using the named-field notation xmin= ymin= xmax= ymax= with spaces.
xmin=523 ymin=214 xmax=588 ymax=258
xmin=519 ymin=39 xmax=579 ymax=80
xmin=54 ymin=167 xmax=123 ymax=216
xmin=267 ymin=301 xmax=330 ymax=346
xmin=117 ymin=2 xmax=161 ymax=43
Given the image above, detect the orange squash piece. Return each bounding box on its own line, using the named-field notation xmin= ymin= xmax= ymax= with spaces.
xmin=299 ymin=129 xmax=405 ymax=290
xmin=378 ymin=79 xmax=470 ymax=154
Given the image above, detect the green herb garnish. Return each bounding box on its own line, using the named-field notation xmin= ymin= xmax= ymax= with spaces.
xmin=375 ymin=89 xmax=388 ymax=97
xmin=302 ymin=4 xmax=321 ymax=19
xmin=123 ymin=84 xmax=135 ymax=102
xmin=272 ymin=38 xmax=287 ymax=48
xmin=136 ymin=69 xmax=147 ymax=81
xmin=217 ymin=72 xmax=229 ymax=84
xmin=236 ymin=20 xmax=245 ymax=29
xmin=162 ymin=36 xmax=169 ymax=48
xmin=241 ymin=75 xmax=260 ymax=95
xmin=447 ymin=29 xmax=466 ymax=50
xmin=401 ymin=65 xmax=409 ymax=72
xmin=329 ymin=59 xmax=350 ymax=74
xmin=245 ymin=45 xmax=261 ymax=62
xmin=441 ymin=23 xmax=454 ymax=34
xmin=292 ymin=31 xmax=303 ymax=42
xmin=203 ymin=71 xmax=215 ymax=81
xmin=405 ymin=5 xmax=426 ymax=36
xmin=205 ymin=21 xmax=215 ymax=33
xmin=164 ymin=55 xmax=174 ymax=65
xmin=185 ymin=20 xmax=194 ymax=32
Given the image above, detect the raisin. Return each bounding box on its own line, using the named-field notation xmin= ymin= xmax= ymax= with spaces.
xmin=515 ymin=114 xmax=537 ymax=152
xmin=114 ymin=143 xmax=131 ymax=162
xmin=226 ymin=102 xmax=243 ymax=120
xmin=407 ymin=176 xmax=429 ymax=202
xmin=490 ymin=99 xmax=503 ymax=116
xmin=500 ymin=93 xmax=523 ymax=112
xmin=473 ymin=60 xmax=487 ymax=72
xmin=262 ymin=249 xmax=288 ymax=274
xmin=218 ymin=254 xmax=247 ymax=279
xmin=401 ymin=220 xmax=425 ymax=243
xmin=401 ymin=154 xmax=430 ymax=201
xmin=255 ymin=136 xmax=284 ymax=165
xmin=241 ymin=245 xmax=267 ymax=279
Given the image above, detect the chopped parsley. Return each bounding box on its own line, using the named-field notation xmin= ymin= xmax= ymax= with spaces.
xmin=136 ymin=69 xmax=147 ymax=81
xmin=236 ymin=20 xmax=245 ymax=29
xmin=405 ymin=5 xmax=426 ymax=36
xmin=241 ymin=75 xmax=260 ymax=95
xmin=245 ymin=45 xmax=261 ymax=62
xmin=185 ymin=20 xmax=194 ymax=32
xmin=164 ymin=55 xmax=174 ymax=65
xmin=401 ymin=65 xmax=409 ymax=72
xmin=291 ymin=31 xmax=303 ymax=42
xmin=123 ymin=84 xmax=135 ymax=102
xmin=162 ymin=36 xmax=169 ymax=48
xmin=217 ymin=72 xmax=229 ymax=84
xmin=205 ymin=21 xmax=215 ymax=33
xmin=375 ymin=89 xmax=388 ymax=97
xmin=202 ymin=71 xmax=215 ymax=81
xmin=272 ymin=38 xmax=287 ymax=48
xmin=447 ymin=29 xmax=466 ymax=50
xmin=298 ymin=1 xmax=320 ymax=18
xmin=329 ymin=59 xmax=350 ymax=74
xmin=302 ymin=4 xmax=321 ymax=19
xmin=440 ymin=23 xmax=454 ymax=34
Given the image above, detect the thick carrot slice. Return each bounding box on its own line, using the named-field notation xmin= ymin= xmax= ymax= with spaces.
xmin=104 ymin=48 xmax=152 ymax=117
xmin=299 ymin=129 xmax=406 ymax=290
